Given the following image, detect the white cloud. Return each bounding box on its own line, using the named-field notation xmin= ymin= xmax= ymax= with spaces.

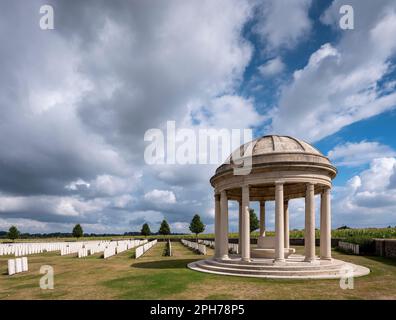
xmin=0 ymin=0 xmax=259 ymax=233
xmin=192 ymin=95 xmax=263 ymax=130
xmin=332 ymin=157 xmax=396 ymax=227
xmin=271 ymin=1 xmax=396 ymax=142
xmin=328 ymin=141 xmax=396 ymax=167
xmin=144 ymin=189 xmax=177 ymax=205
xmin=112 ymin=195 xmax=134 ymax=209
xmin=254 ymin=0 xmax=312 ymax=50
xmin=170 ymin=221 xmax=190 ymax=233
xmin=258 ymin=57 xmax=286 ymax=77
xmin=65 ymin=179 xmax=91 ymax=191
xmin=90 ymin=175 xmax=134 ymax=197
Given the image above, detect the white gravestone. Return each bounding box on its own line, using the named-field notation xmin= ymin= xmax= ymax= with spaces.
xmin=22 ymin=257 xmax=28 ymax=272
xmin=15 ymin=258 xmax=23 ymax=273
xmin=8 ymin=259 xmax=16 ymax=275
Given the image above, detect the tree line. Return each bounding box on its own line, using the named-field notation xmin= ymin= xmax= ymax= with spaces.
xmin=2 ymin=210 xmax=261 ymax=241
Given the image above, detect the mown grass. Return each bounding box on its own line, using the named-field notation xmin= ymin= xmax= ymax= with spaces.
xmin=0 ymin=241 xmax=396 ymax=300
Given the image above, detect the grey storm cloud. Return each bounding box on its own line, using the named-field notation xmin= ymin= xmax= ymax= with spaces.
xmin=2 ymin=0 xmax=395 ymax=233
xmin=0 ymin=0 xmax=257 ymax=233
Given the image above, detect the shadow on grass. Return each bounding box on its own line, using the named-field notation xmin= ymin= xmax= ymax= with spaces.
xmin=132 ymin=258 xmax=199 ymax=269
xmin=361 ymin=255 xmax=396 ymax=267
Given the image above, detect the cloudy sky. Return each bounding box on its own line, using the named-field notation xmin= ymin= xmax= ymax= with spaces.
xmin=1 ymin=0 xmax=396 ymax=234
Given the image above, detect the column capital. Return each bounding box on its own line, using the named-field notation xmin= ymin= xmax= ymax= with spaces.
xmin=275 ymin=180 xmax=285 ymax=185
xmin=241 ymin=185 xmax=250 ymax=196
xmin=306 ymin=182 xmax=315 ymax=190
xmin=323 ymin=186 xmax=331 ymax=193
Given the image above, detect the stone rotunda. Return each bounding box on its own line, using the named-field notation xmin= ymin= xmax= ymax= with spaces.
xmin=188 ymin=135 xmax=369 ymax=279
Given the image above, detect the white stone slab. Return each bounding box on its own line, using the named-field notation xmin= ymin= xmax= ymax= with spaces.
xmin=15 ymin=258 xmax=23 ymax=273
xmin=8 ymin=259 xmax=16 ymax=275
xmin=22 ymin=257 xmax=28 ymax=272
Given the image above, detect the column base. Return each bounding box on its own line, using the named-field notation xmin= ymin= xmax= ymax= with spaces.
xmin=273 ymin=259 xmax=286 ymax=265
xmin=320 ymin=256 xmax=333 ymax=261
xmin=304 ymin=257 xmax=320 ymax=264
xmin=241 ymin=257 xmax=251 ymax=262
xmin=220 ymin=255 xmax=230 ymax=260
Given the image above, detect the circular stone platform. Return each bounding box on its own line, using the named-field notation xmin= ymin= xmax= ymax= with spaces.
xmin=188 ymin=255 xmax=370 ymax=279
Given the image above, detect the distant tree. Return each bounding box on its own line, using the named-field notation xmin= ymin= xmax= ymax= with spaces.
xmin=141 ymin=223 xmax=151 ymax=237
xmin=72 ymin=224 xmax=83 ymax=238
xmin=337 ymin=225 xmax=351 ymax=230
xmin=158 ymin=220 xmax=171 ymax=236
xmin=249 ymin=209 xmax=259 ymax=233
xmin=8 ymin=226 xmax=20 ymax=241
xmin=189 ymin=214 xmax=205 ymax=242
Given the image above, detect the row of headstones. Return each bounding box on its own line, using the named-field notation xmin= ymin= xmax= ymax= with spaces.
xmin=61 ymin=239 xmax=143 ymax=257
xmin=8 ymin=257 xmax=28 ymax=275
xmin=0 ymin=242 xmax=68 ymax=256
xmin=199 ymin=240 xmax=215 ymax=248
xmin=198 ymin=240 xmax=239 ymax=254
xmin=61 ymin=239 xmax=146 ymax=258
xmin=0 ymin=239 xmax=149 ymax=259
xmin=104 ymin=239 xmax=148 ymax=259
xmin=338 ymin=241 xmax=360 ymax=255
xmin=61 ymin=241 xmax=109 ymax=256
xmin=135 ymin=240 xmax=158 ymax=259
xmin=181 ymin=239 xmax=207 ymax=255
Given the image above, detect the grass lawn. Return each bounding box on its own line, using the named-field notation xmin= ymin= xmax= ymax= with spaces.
xmin=0 ymin=242 xmax=395 ymax=300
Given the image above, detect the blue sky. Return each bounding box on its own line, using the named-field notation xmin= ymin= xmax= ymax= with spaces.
xmin=0 ymin=0 xmax=396 ymax=233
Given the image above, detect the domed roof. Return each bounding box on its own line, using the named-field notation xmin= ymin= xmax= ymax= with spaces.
xmin=214 ymin=135 xmax=336 ymax=178
xmin=243 ymin=135 xmax=322 ymax=157
xmin=211 ymin=135 xmax=337 ymax=196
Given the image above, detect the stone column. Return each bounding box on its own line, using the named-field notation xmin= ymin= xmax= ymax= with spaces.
xmin=259 ymin=201 xmax=266 ymax=237
xmin=238 ymin=200 xmax=242 ymax=253
xmin=257 ymin=201 xmax=266 ymax=248
xmin=214 ymin=193 xmax=221 ymax=259
xmin=274 ymin=181 xmax=285 ymax=262
xmin=241 ymin=185 xmax=250 ymax=262
xmin=219 ymin=190 xmax=229 ymax=260
xmin=284 ymin=200 xmax=289 ymax=249
xmin=320 ymin=187 xmax=332 ymax=260
xmin=304 ymin=183 xmax=316 ymax=262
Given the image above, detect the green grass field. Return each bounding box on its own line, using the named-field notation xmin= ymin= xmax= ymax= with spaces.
xmin=1 ymin=242 xmax=396 ymax=300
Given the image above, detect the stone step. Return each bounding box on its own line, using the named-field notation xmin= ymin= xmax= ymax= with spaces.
xmin=195 ymin=261 xmax=347 ymax=277
xmin=204 ymin=259 xmax=344 ymax=271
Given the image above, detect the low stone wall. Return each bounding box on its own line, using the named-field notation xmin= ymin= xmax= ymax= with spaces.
xmin=374 ymin=239 xmax=396 ymax=258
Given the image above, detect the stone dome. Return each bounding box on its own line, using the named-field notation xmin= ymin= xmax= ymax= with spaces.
xmin=225 ymin=135 xmax=325 ymax=162
xmin=212 ymin=135 xmax=336 ymax=184
xmin=245 ymin=135 xmax=322 ymax=156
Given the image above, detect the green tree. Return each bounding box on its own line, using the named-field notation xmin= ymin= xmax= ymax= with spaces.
xmin=249 ymin=209 xmax=259 ymax=233
xmin=72 ymin=224 xmax=83 ymax=238
xmin=158 ymin=220 xmax=171 ymax=237
xmin=189 ymin=214 xmax=205 ymax=242
xmin=141 ymin=223 xmax=151 ymax=237
xmin=8 ymin=226 xmax=20 ymax=241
